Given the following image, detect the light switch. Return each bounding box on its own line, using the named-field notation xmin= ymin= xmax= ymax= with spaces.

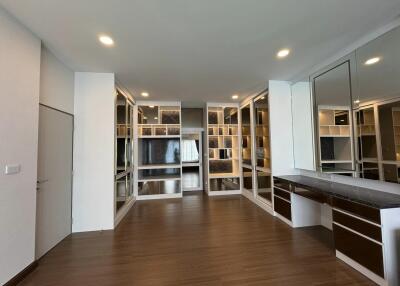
xmin=5 ymin=164 xmax=21 ymax=175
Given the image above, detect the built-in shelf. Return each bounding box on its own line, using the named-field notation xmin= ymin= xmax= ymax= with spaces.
xmin=206 ymin=104 xmax=241 ymax=194
xmin=135 ymin=103 xmax=183 ymax=198
xmin=138 ymin=174 xmax=181 ymax=182
xmin=138 ymin=163 xmax=181 ymax=170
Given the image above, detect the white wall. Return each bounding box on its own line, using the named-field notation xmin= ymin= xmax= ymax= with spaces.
xmin=0 ymin=8 xmax=41 ymax=285
xmin=269 ymin=81 xmax=296 ymax=176
xmin=73 ymin=72 xmax=115 ymax=232
xmin=40 ymin=46 xmax=74 ymax=114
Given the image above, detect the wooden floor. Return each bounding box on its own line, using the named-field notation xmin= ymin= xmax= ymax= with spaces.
xmin=19 ymin=193 xmax=375 ymax=286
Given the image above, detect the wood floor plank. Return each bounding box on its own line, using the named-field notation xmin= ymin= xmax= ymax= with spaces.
xmin=19 ymin=193 xmax=375 ymax=286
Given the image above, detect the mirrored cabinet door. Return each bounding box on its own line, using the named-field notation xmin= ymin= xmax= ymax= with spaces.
xmin=313 ymin=61 xmax=355 ymax=176
xmin=254 ymin=94 xmax=272 ymax=203
xmin=355 ymin=26 xmax=400 ymax=184
xmin=115 ymin=89 xmax=135 ymax=214
xmin=241 ymin=103 xmax=254 ymax=193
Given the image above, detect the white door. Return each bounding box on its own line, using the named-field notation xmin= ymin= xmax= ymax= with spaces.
xmin=36 ymin=105 xmax=73 ymax=259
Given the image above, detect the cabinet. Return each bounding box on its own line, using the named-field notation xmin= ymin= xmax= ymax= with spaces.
xmin=240 ymin=92 xmax=272 ymax=204
xmin=115 ymin=89 xmax=135 ymax=214
xmin=205 ymin=103 xmax=241 ymax=195
xmin=134 ymin=102 xmax=182 ymax=199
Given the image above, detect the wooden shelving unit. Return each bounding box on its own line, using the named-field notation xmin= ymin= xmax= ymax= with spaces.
xmin=134 ymin=102 xmax=182 ymax=200
xmin=205 ymin=103 xmax=241 ymax=195
xmin=318 ymin=107 xmax=354 ymax=175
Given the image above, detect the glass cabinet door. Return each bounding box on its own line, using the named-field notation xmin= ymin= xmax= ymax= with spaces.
xmin=115 ymin=90 xmax=135 ymax=214
xmin=254 ymin=94 xmax=272 ymax=203
xmin=241 ymin=103 xmax=254 ymax=194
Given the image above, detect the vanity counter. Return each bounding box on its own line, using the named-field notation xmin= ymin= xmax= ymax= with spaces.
xmin=275 ymin=175 xmax=400 ymax=209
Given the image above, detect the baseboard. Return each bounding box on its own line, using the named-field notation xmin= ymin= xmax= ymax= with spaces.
xmin=4 ymin=261 xmax=38 ymax=286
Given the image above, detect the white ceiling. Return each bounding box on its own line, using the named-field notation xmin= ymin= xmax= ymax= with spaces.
xmin=1 ymin=0 xmax=400 ymax=106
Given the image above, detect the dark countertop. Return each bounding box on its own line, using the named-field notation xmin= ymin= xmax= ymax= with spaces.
xmin=275 ymin=175 xmax=400 ymax=209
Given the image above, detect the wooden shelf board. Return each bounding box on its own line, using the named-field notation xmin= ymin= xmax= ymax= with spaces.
xmin=209 ymin=173 xmax=240 ymax=179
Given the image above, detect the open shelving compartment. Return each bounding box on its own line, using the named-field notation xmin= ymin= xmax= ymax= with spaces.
xmin=205 ymin=103 xmax=241 ymax=195
xmin=318 ymin=106 xmax=355 ymax=176
xmin=134 ymin=101 xmax=183 ymax=200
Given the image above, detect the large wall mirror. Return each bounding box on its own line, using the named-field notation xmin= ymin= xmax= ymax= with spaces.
xmin=355 ymin=26 xmax=400 ymax=184
xmin=313 ymin=60 xmax=355 ymax=176
xmin=292 ymin=25 xmax=400 ymax=184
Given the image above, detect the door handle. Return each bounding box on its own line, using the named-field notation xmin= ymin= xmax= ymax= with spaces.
xmin=37 ymin=179 xmax=49 ymax=184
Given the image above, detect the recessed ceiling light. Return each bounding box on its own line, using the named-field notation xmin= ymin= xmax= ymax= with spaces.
xmin=99 ymin=35 xmax=114 ymax=46
xmin=354 ymin=99 xmax=360 ymax=104
xmin=261 ymin=96 xmax=265 ymax=100
xmin=143 ymin=116 xmax=148 ymax=120
xmin=365 ymin=57 xmax=380 ymax=65
xmin=149 ymin=105 xmax=154 ymax=108
xmin=232 ymin=94 xmax=239 ymax=99
xmin=277 ymin=49 xmax=290 ymax=59
xmin=141 ymin=92 xmax=149 ymax=97
xmin=154 ymin=117 xmax=158 ymax=120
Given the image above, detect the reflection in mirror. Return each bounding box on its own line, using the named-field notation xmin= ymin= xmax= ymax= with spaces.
xmin=138 ymin=105 xmax=159 ymax=124
xmin=356 ymin=107 xmax=379 ymax=180
xmin=224 ymin=107 xmax=238 ymax=124
xmin=241 ymin=103 xmax=253 ymax=193
xmin=254 ymin=94 xmax=272 ymax=203
xmin=256 ymin=170 xmax=271 ymax=201
xmin=241 ymin=104 xmax=252 ymax=166
xmin=254 ymin=96 xmax=270 ymax=169
xmin=313 ymin=61 xmax=354 ymax=175
xmin=355 ymin=26 xmax=400 ymax=106
xmin=314 ymin=62 xmax=352 ymax=107
xmin=354 ymin=26 xmax=400 ymax=184
xmin=378 ymin=101 xmax=400 ymax=161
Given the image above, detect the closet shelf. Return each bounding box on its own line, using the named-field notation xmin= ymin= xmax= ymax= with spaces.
xmin=138 ymin=135 xmax=180 ymax=138
xmin=209 ymin=172 xmax=240 ymax=179
xmin=138 ymin=175 xmax=181 ymax=182
xmin=138 ymin=163 xmax=181 ymax=170
xmin=321 ymin=160 xmax=352 ymax=164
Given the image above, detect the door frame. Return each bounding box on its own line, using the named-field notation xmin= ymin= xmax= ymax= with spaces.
xmin=36 ymin=103 xmax=74 ymax=258
xmin=182 ymin=128 xmax=203 ymax=191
